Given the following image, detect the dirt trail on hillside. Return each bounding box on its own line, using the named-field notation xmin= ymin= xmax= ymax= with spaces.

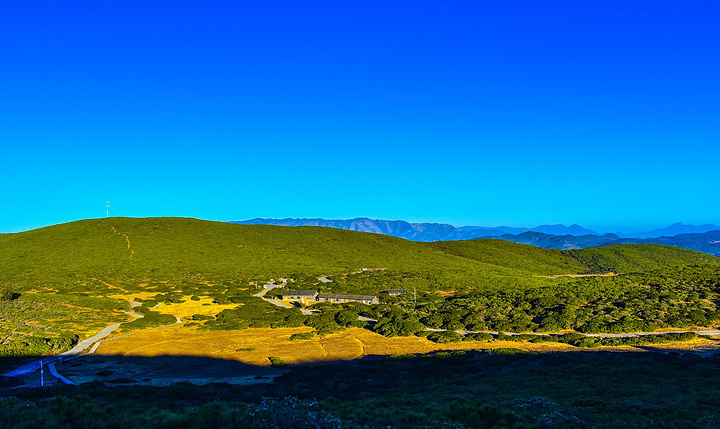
xmin=535 ymin=272 xmax=623 ymax=279
xmin=110 ymin=226 xmax=134 ymax=261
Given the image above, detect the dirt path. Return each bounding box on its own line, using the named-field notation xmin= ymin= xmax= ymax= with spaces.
xmin=1 ymin=323 xmax=124 ymax=378
xmin=110 ymin=225 xmax=134 ymax=261
xmin=1 ymin=300 xmax=146 ymax=379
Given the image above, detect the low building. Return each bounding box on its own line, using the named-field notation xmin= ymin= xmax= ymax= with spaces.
xmin=317 ymin=293 xmax=379 ymax=305
xmin=280 ymin=290 xmax=318 ymax=303
xmin=385 ymin=289 xmax=405 ymax=296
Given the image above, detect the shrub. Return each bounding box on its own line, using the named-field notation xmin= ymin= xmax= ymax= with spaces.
xmin=268 ymin=356 xmax=285 ymax=367
xmin=0 ymin=287 xmax=19 ymax=301
xmin=427 ymin=331 xmax=463 ymax=343
xmin=492 ymin=348 xmax=528 ymax=355
xmin=373 ymin=311 xmax=426 ymax=337
xmin=192 ymin=314 xmax=213 ymax=321
xmin=290 ymin=332 xmax=315 ymax=341
xmin=464 ymin=332 xmax=494 ymax=342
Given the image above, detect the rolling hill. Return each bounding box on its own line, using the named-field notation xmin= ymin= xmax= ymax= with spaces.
xmin=1 ymin=217 xmax=719 ymax=357
xmin=1 ymin=217 xmax=716 ymax=294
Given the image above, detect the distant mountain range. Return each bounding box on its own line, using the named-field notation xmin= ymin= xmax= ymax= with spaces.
xmin=231 ymin=218 xmax=720 ymax=256
xmin=234 ymin=218 xmax=601 ymax=241
xmin=618 ymin=223 xmax=720 ymax=239
xmin=234 ymin=218 xmax=467 ymax=242
xmin=459 ymin=224 xmax=598 ymax=236
xmin=497 ymin=230 xmax=720 ymax=256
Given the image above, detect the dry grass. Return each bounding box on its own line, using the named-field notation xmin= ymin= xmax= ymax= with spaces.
xmin=96 ymin=327 xmax=585 ymax=366
xmin=152 ymin=296 xmax=239 ymax=319
xmin=107 ymin=291 xmax=159 ymax=300
xmin=94 ymin=326 xmax=720 ymax=367
xmin=97 ymin=326 xmax=322 ymax=366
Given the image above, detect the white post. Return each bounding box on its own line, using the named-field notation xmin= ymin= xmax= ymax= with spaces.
xmin=40 ymin=360 xmax=44 ymax=387
xmin=106 ymin=201 xmax=110 ymax=218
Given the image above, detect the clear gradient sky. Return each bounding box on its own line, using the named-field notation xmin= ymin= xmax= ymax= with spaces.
xmin=1 ymin=1 xmax=718 ymax=233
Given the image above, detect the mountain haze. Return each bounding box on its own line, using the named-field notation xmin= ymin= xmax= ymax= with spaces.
xmin=621 ymin=223 xmax=720 ymax=239
xmin=235 ymin=218 xmax=466 ymax=241
xmin=497 ymin=230 xmax=720 ymax=256
xmin=232 ymin=218 xmax=720 ymax=255
xmin=233 ymin=218 xmax=598 ymax=241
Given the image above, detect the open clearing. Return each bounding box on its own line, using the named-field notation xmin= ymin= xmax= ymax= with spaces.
xmin=96 ymin=325 xmax=553 ymax=365
xmin=94 ymin=325 xmax=720 ymax=368
xmin=92 ymin=297 xmax=720 ymax=367
xmin=152 ymin=296 xmax=239 ymax=319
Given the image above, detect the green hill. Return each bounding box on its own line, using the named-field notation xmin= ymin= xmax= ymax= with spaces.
xmin=1 ymin=217 xmax=719 ymax=355
xmin=0 ymin=217 xmax=559 ymax=293
xmin=2 ymin=217 xmax=714 ymax=292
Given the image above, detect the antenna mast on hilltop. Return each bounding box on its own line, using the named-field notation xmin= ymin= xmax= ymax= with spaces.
xmin=106 ymin=201 xmax=110 ymax=218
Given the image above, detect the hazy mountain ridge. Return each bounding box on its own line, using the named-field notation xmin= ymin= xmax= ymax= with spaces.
xmin=235 ymin=218 xmax=467 ymax=242
xmin=619 ymin=222 xmax=720 ymax=239
xmin=496 ymin=230 xmax=720 ymax=256
xmin=233 ymin=218 xmax=599 ymax=241
xmin=232 ymin=218 xmax=720 ymax=256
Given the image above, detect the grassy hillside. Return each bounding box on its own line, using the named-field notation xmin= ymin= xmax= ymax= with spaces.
xmin=429 ymin=239 xmax=587 ymax=273
xmin=563 ymin=244 xmax=717 ymax=273
xmin=2 ymin=217 xmax=714 ymax=292
xmin=1 ymin=217 xmax=719 ymax=354
xmin=0 ymin=217 xmax=535 ymax=291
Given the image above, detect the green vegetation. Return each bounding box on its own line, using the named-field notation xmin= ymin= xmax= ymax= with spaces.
xmin=268 ymin=356 xmax=285 ymax=366
xmin=1 ymin=217 xmax=719 ymax=354
xmin=415 ymin=264 xmax=720 ymax=334
xmin=0 ymin=395 xmax=344 ymax=429
xmin=289 ymin=332 xmax=315 ymax=341
xmin=2 ymin=218 xmax=713 ymax=298
xmin=426 ymin=330 xmax=463 ymax=343
xmin=0 ymin=293 xmax=126 ymax=356
xmin=119 ymin=307 xmax=177 ymax=332
xmin=205 ymin=300 xmax=307 ymax=330
xmin=3 ymin=218 xmax=720 ymax=427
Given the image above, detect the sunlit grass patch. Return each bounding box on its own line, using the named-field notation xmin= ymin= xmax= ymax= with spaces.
xmin=107 ymin=291 xmax=159 ymax=300
xmin=152 ymin=296 xmax=239 ymax=319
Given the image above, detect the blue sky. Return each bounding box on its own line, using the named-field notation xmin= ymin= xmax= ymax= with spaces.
xmin=1 ymin=1 xmax=718 ymax=233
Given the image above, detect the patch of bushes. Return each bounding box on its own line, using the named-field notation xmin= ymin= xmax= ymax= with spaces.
xmin=290 ymin=332 xmax=315 ymax=341
xmin=491 ymin=348 xmax=528 ymax=356
xmin=427 ymin=331 xmax=463 ymax=343
xmin=464 ymin=332 xmax=494 ymax=342
xmin=268 ymin=356 xmax=285 ymax=366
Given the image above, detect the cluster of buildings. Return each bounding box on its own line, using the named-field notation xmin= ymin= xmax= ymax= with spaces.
xmin=279 ymin=290 xmax=380 ymax=305
xmin=279 ymin=288 xmax=406 ymax=305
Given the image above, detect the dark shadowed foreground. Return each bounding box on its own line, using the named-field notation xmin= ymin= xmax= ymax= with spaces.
xmin=2 ymin=349 xmax=720 ymax=428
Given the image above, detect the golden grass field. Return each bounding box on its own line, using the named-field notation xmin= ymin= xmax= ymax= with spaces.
xmin=152 ymin=296 xmax=239 ymax=319
xmin=91 ymin=297 xmax=720 ymax=366
xmin=107 ymin=291 xmax=159 ymax=300
xmin=97 ymin=322 xmax=720 ymax=366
